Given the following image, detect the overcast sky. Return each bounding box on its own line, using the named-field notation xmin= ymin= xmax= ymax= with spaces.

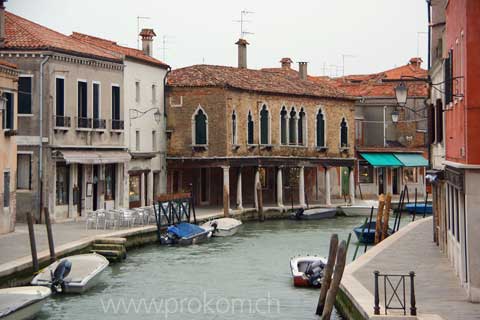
xmin=9 ymin=0 xmax=428 ymax=76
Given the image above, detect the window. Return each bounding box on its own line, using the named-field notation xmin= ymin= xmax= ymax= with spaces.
xmin=298 ymin=108 xmax=306 ymax=146
xmin=359 ymin=163 xmax=374 ymax=184
xmin=93 ymin=82 xmax=100 ymax=120
xmin=2 ymin=92 xmax=13 ymax=130
xmin=56 ymin=163 xmax=69 ymax=205
xmin=280 ymin=106 xmax=288 ymax=145
xmin=77 ymin=81 xmax=88 ymax=127
xmin=340 ymin=118 xmax=348 ymax=147
xmin=444 ymin=50 xmax=453 ymax=105
xmin=403 ymin=167 xmax=417 ymax=183
xmin=231 ymin=111 xmax=237 ymax=145
xmin=18 ymin=76 xmax=32 ymax=114
xmin=289 ymin=107 xmax=297 ymax=144
xmin=260 ymin=105 xmax=269 ymax=145
xmin=193 ymin=108 xmax=207 ymax=145
xmin=17 ymin=154 xmax=31 ymax=190
xmin=247 ymin=111 xmax=254 ymax=144
xmin=135 ymin=81 xmax=140 ymax=103
xmin=112 ymin=86 xmax=121 ymax=120
xmin=3 ymin=172 xmax=10 ymax=208
xmin=104 ymin=164 xmax=116 ymax=201
xmin=152 ymin=130 xmax=157 ymax=152
xmin=55 ymin=78 xmax=65 ymax=127
xmin=152 ymin=84 xmax=157 ymax=103
xmin=153 ymin=172 xmax=160 ymax=198
xmin=435 ymin=99 xmax=443 ymax=143
xmin=316 ymin=109 xmax=325 ymax=147
xmin=136 ymin=130 xmax=140 ymax=151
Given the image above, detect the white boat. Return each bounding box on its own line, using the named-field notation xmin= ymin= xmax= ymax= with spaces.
xmin=291 ymin=207 xmax=337 ymax=220
xmin=290 ymin=256 xmax=327 ymax=287
xmin=201 ymin=218 xmax=242 ymax=237
xmin=339 ymin=200 xmax=379 ymax=216
xmin=31 ymin=253 xmax=109 ymax=294
xmin=0 ymin=286 xmax=51 ymax=320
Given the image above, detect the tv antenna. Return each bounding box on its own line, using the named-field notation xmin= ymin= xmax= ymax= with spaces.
xmin=341 ymin=54 xmax=356 ymax=76
xmin=136 ymin=16 xmax=151 ymax=49
xmin=233 ymin=9 xmax=254 ymax=39
xmin=159 ymin=35 xmax=174 ymax=62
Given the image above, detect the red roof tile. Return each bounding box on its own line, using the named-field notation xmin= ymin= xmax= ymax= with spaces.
xmin=168 ymin=64 xmax=351 ymax=100
xmin=0 ymin=59 xmax=17 ymax=69
xmin=70 ymin=32 xmax=169 ymax=69
xmin=3 ymin=11 xmax=121 ymax=62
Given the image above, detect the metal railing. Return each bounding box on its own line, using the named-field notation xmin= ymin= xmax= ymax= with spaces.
xmin=92 ymin=118 xmax=106 ymax=129
xmin=55 ymin=115 xmax=71 ymax=128
xmin=374 ymin=271 xmax=416 ymax=316
xmin=111 ymin=119 xmax=124 ymax=130
xmin=77 ymin=117 xmax=92 ymax=129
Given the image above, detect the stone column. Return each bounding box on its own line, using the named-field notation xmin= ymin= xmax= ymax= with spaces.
xmin=325 ymin=167 xmax=331 ymax=206
xmin=236 ymin=169 xmax=243 ymax=210
xmin=147 ymin=170 xmax=154 ymax=206
xmin=254 ymin=167 xmax=260 ymax=210
xmin=68 ymin=164 xmax=75 ymax=218
xmin=276 ymin=167 xmax=284 ymax=208
xmin=222 ymin=166 xmax=230 ymax=217
xmin=299 ymin=166 xmax=306 ymax=207
xmin=349 ymin=167 xmax=355 ymax=205
xmin=122 ymin=163 xmax=129 ymax=209
xmin=140 ymin=171 xmax=145 ymax=207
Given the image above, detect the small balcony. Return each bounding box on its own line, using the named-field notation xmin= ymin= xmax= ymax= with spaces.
xmin=93 ymin=118 xmax=106 ymax=131
xmin=76 ymin=117 xmax=92 ymax=131
xmin=54 ymin=115 xmax=71 ymax=131
xmin=111 ymin=119 xmax=124 ymax=132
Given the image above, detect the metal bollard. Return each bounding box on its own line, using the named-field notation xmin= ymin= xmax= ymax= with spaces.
xmin=374 ymin=271 xmax=380 ymax=315
xmin=409 ymin=271 xmax=417 ymax=316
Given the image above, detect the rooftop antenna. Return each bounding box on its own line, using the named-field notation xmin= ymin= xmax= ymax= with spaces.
xmin=136 ymin=16 xmax=151 ymax=49
xmin=233 ymin=9 xmax=254 ymax=39
xmin=341 ymin=54 xmax=356 ymax=76
xmin=417 ymin=32 xmax=427 ymax=58
xmin=159 ymin=35 xmax=175 ymax=62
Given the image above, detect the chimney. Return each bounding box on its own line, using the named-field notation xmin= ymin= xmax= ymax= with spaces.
xmin=0 ymin=0 xmax=6 ymax=47
xmin=409 ymin=57 xmax=423 ymax=68
xmin=298 ymin=62 xmax=308 ymax=80
xmin=280 ymin=57 xmax=293 ymax=69
xmin=235 ymin=38 xmax=249 ymax=69
xmin=139 ymin=28 xmax=156 ymax=56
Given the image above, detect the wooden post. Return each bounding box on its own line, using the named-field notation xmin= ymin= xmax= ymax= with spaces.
xmin=44 ymin=208 xmax=56 ymax=263
xmin=374 ymin=194 xmax=385 ymax=245
xmin=316 ymin=234 xmax=338 ymax=315
xmin=26 ymin=212 xmax=39 ymax=273
xmin=381 ymin=193 xmax=392 ymax=241
xmin=364 ymin=206 xmax=375 ymax=253
xmin=345 ymin=232 xmax=352 ymax=255
xmin=412 ymin=187 xmax=418 ymax=221
xmin=321 ymin=240 xmax=348 ymax=320
xmin=256 ymin=181 xmax=264 ymax=222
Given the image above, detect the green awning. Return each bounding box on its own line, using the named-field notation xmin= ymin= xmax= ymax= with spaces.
xmin=393 ymin=153 xmax=428 ymax=167
xmin=360 ymin=153 xmax=403 ymax=167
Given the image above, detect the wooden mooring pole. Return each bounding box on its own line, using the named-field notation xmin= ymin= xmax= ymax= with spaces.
xmin=316 ymin=234 xmax=338 ymax=315
xmin=256 ymin=181 xmax=265 ymax=222
xmin=381 ymin=193 xmax=392 ymax=241
xmin=374 ymin=194 xmax=385 ymax=245
xmin=26 ymin=212 xmax=39 ymax=273
xmin=44 ymin=208 xmax=56 ymax=262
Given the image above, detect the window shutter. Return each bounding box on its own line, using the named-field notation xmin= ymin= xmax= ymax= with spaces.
xmin=18 ymin=77 xmax=32 ymax=114
xmin=260 ymin=106 xmax=269 ymax=144
xmin=317 ymin=112 xmax=325 ymax=147
xmin=436 ymin=99 xmax=443 ymax=143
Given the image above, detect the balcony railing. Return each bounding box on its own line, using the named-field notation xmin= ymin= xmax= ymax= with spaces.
xmin=77 ymin=117 xmax=92 ymax=129
xmin=93 ymin=118 xmax=106 ymax=130
xmin=111 ymin=119 xmax=124 ymax=130
xmin=55 ymin=115 xmax=71 ymax=128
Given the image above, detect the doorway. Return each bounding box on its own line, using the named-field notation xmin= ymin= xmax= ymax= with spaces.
xmin=93 ymin=165 xmax=99 ymax=211
xmin=129 ymin=174 xmax=141 ymax=208
xmin=392 ymin=168 xmax=400 ymax=195
xmin=378 ymin=168 xmax=386 ymax=195
xmin=76 ymin=164 xmax=83 ymax=216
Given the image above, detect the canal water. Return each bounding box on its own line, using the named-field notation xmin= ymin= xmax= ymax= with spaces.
xmin=38 ymin=216 xmax=370 ymax=319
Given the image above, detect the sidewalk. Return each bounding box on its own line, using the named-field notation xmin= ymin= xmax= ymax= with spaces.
xmin=340 ymin=217 xmax=480 ymax=320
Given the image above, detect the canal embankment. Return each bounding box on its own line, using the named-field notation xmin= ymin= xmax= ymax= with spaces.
xmin=336 ymin=217 xmax=480 ymax=320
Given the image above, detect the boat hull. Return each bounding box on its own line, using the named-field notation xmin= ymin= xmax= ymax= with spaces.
xmin=0 ymin=286 xmax=51 ymax=320
xmin=201 ymin=218 xmax=242 ymax=237
xmin=291 ymin=208 xmax=337 ymax=220
xmin=353 ymin=222 xmax=393 ymax=244
xmin=290 ymin=256 xmax=327 ymax=288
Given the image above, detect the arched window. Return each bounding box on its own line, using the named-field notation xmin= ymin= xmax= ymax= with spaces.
xmin=340 ymin=117 xmax=348 ymax=147
xmin=298 ymin=108 xmax=306 ymax=146
xmin=316 ymin=109 xmax=325 ymax=147
xmin=260 ymin=105 xmax=269 ymax=145
xmin=280 ymin=106 xmax=288 ymax=145
xmin=247 ymin=111 xmax=254 ymax=144
xmin=232 ymin=110 xmax=237 ymax=145
xmin=193 ymin=108 xmax=207 ymax=145
xmin=289 ymin=107 xmax=297 ymax=145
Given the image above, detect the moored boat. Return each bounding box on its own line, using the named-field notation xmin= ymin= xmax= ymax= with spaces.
xmin=160 ymin=222 xmax=213 ymax=245
xmin=290 ymin=256 xmax=327 ymax=287
xmin=353 ymin=221 xmax=393 ymax=244
xmin=405 ymin=203 xmax=432 ymax=214
xmin=291 ymin=208 xmax=337 ymax=220
xmin=31 ymin=253 xmax=109 ymax=294
xmin=0 ymin=286 xmax=51 ymax=320
xmin=201 ymin=218 xmax=242 ymax=237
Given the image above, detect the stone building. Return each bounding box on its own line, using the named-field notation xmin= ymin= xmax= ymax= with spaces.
xmin=0 ymin=9 xmax=129 ymax=222
xmin=331 ymin=58 xmax=429 ymax=199
xmin=0 ymin=59 xmax=18 ymax=234
xmin=71 ymin=30 xmax=170 ymax=209
xmin=166 ymin=39 xmax=356 ymax=214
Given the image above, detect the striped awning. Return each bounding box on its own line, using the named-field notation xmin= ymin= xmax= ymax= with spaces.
xmin=59 ymin=150 xmax=130 ymax=164
xmin=393 ymin=153 xmax=428 ymax=167
xmin=360 ymin=152 xmax=428 ymax=168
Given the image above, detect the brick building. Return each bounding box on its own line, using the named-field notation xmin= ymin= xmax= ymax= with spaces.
xmin=166 ymin=39 xmax=356 ymax=214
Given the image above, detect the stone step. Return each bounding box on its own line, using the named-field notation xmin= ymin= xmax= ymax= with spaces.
xmin=91 ymin=249 xmax=127 ymax=262
xmin=92 ymin=243 xmax=125 ymax=251
xmin=94 ymin=237 xmax=127 ymax=245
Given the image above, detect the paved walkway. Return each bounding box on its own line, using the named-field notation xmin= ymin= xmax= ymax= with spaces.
xmin=342 ymin=217 xmax=480 ymax=320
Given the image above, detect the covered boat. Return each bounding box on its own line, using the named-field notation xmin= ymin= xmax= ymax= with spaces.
xmin=201 ymin=218 xmax=242 ymax=237
xmin=0 ymin=286 xmax=51 ymax=320
xmin=291 ymin=207 xmax=337 ymax=220
xmin=31 ymin=253 xmax=109 ymax=294
xmin=353 ymin=221 xmax=393 ymax=244
xmin=160 ymin=222 xmax=213 ymax=245
xmin=405 ymin=203 xmax=432 ymax=215
xmin=290 ymin=256 xmax=327 ymax=287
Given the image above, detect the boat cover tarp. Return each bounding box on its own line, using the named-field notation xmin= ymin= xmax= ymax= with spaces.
xmin=167 ymin=222 xmax=205 ymax=238
xmin=360 ymin=153 xmax=403 ymax=167
xmin=0 ymin=294 xmax=41 ymax=317
xmin=393 ymin=153 xmax=428 ymax=167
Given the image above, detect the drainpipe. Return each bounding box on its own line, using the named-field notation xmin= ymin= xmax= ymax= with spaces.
xmin=162 ymin=66 xmax=171 ymax=118
xmin=38 ymin=55 xmax=50 ymax=223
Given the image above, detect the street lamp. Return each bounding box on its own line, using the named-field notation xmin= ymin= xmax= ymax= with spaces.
xmin=129 ymin=107 xmax=162 ymax=123
xmin=391 ymin=109 xmax=400 ymax=124
xmin=395 ymin=82 xmax=408 ymax=107
xmin=153 ymin=109 xmax=161 ymax=123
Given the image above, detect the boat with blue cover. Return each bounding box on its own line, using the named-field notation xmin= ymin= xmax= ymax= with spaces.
xmin=353 ymin=221 xmax=393 ymax=244
xmin=160 ymin=222 xmax=213 ymax=245
xmin=404 ymin=203 xmax=432 ymax=214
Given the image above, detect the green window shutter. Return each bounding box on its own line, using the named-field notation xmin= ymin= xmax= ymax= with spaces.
xmin=260 ymin=106 xmax=269 ymax=144
xmin=18 ymin=77 xmax=32 ymax=114
xmin=340 ymin=118 xmax=348 ymax=147
xmin=316 ymin=111 xmax=325 ymax=147
xmin=195 ymin=110 xmax=207 ymax=144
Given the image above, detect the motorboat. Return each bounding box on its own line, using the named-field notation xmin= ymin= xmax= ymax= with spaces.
xmin=31 ymin=253 xmax=109 ymax=294
xmin=0 ymin=286 xmax=51 ymax=320
xmin=291 ymin=207 xmax=337 ymax=220
xmin=201 ymin=218 xmax=242 ymax=237
xmin=290 ymin=256 xmax=327 ymax=287
xmin=339 ymin=200 xmax=378 ymax=216
xmin=405 ymin=203 xmax=432 ymax=215
xmin=353 ymin=221 xmax=393 ymax=244
xmin=160 ymin=222 xmax=213 ymax=245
